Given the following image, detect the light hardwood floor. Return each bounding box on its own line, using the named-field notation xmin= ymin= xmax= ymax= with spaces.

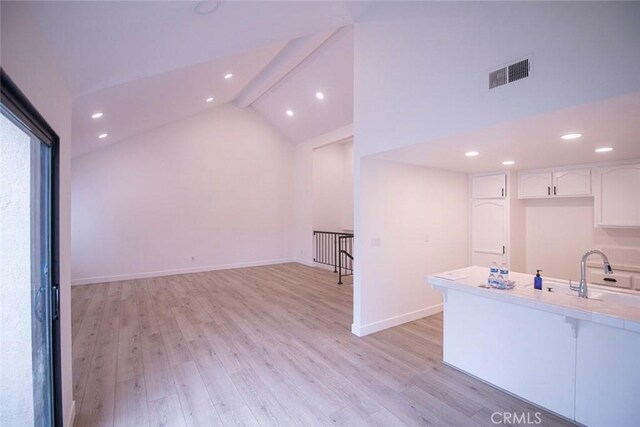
xmin=72 ymin=263 xmax=574 ymax=426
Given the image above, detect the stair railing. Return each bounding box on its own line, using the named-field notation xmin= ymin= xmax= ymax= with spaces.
xmin=313 ymin=230 xmax=354 ymax=284
xmin=337 ymin=234 xmax=354 ymax=285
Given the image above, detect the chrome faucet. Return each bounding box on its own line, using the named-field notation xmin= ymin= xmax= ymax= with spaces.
xmin=571 ymin=250 xmax=613 ymax=298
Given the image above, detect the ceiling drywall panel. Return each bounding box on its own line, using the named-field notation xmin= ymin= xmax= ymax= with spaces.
xmin=374 ymin=92 xmax=640 ymax=173
xmin=71 ymin=41 xmax=286 ymax=157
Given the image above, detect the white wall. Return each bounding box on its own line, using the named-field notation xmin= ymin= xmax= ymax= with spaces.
xmin=507 ymin=171 xmax=527 ymax=273
xmin=71 ymin=105 xmax=294 ymax=284
xmin=354 ymin=159 xmax=468 ymax=335
xmin=524 ymin=198 xmax=640 ymax=281
xmin=292 ymin=124 xmax=353 ymax=265
xmin=1 ymin=2 xmax=74 ymax=425
xmin=352 ymin=1 xmax=640 ymax=334
xmin=312 ymin=140 xmax=354 ymax=232
xmin=342 ymin=141 xmax=354 ymax=231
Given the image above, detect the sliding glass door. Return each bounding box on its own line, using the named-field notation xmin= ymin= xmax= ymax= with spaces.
xmin=1 ymin=70 xmax=61 ymax=426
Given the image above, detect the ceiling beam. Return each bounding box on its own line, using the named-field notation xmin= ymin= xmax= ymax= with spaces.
xmin=233 ymin=27 xmax=346 ymax=109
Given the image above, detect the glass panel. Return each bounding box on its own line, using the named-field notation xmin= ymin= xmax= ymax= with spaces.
xmin=0 ymin=108 xmax=54 ymax=426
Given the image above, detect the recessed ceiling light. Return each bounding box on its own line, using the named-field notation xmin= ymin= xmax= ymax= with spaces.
xmin=286 ymin=110 xmax=294 ymax=117
xmin=206 ymin=97 xmax=214 ymax=103
xmin=315 ymin=91 xmax=325 ymax=100
xmin=465 ymin=151 xmax=479 ymax=157
xmin=224 ymin=73 xmax=233 ymax=80
xmin=595 ymin=147 xmax=613 ymax=153
xmin=502 ymin=160 xmax=515 ymax=166
xmin=561 ymin=133 xmax=582 ymax=140
xmin=91 ymin=112 xmax=103 ymax=119
xmin=98 ymin=133 xmax=108 ymax=139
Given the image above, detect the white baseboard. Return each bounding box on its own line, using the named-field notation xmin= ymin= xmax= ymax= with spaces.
xmin=292 ymin=258 xmax=338 ymax=271
xmin=65 ymin=400 xmax=75 ymax=427
xmin=292 ymin=258 xmax=316 ymax=268
xmin=351 ymin=303 xmax=443 ymax=337
xmin=72 ymin=258 xmax=297 ymax=285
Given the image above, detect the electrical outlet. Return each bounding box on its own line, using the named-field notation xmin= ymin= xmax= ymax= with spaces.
xmin=191 ymin=256 xmax=196 ymax=262
xmin=424 ymin=234 xmax=430 ymax=243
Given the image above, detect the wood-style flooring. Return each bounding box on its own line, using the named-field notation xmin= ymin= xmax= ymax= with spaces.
xmin=71 ymin=263 xmax=574 ymax=426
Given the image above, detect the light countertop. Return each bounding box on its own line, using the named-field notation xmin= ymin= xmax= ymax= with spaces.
xmin=427 ymin=266 xmax=640 ymax=333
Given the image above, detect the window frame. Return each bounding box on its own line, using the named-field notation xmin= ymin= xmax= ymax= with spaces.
xmin=1 ymin=68 xmax=63 ymax=427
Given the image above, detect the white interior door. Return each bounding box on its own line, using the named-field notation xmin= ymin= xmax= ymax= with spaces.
xmin=471 ymin=199 xmax=506 ymax=267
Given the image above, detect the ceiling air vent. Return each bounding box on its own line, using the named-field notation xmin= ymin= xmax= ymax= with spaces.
xmin=489 ymin=67 xmax=508 ymax=89
xmin=489 ymin=57 xmax=530 ymax=89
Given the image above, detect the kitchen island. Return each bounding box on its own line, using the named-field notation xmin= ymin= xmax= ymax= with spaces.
xmin=427 ymin=266 xmax=640 ymax=427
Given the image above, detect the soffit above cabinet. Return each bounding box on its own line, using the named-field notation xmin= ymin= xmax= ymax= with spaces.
xmin=373 ymin=93 xmax=640 ymax=174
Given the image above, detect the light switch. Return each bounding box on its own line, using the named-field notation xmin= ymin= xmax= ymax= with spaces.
xmin=371 ymin=237 xmax=381 ymax=247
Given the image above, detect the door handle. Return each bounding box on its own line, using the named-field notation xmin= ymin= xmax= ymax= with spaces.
xmin=502 ymin=245 xmax=506 ymax=255
xmin=553 ymin=186 xmax=557 ymax=195
xmin=547 ymin=186 xmax=550 ymax=196
xmin=52 ymin=285 xmax=60 ymax=320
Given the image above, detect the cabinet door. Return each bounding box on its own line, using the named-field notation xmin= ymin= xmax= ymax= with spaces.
xmin=471 ymin=174 xmax=506 ymax=199
xmin=553 ymin=168 xmax=591 ymax=197
xmin=471 ymin=200 xmax=506 ymax=267
xmin=518 ymin=172 xmax=552 ymax=199
xmin=595 ymin=164 xmax=640 ymax=227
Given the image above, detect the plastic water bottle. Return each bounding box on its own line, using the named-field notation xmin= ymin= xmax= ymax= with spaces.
xmin=488 ymin=262 xmax=499 ymax=287
xmin=499 ymin=262 xmax=509 ymax=283
xmin=488 ymin=272 xmax=496 ymax=287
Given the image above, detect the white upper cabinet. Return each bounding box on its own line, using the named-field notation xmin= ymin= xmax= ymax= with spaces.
xmin=518 ymin=172 xmax=552 ymax=198
xmin=553 ymin=168 xmax=592 ymax=197
xmin=594 ymin=164 xmax=640 ymax=228
xmin=518 ymin=168 xmax=591 ymax=199
xmin=471 ymin=173 xmax=506 ymax=199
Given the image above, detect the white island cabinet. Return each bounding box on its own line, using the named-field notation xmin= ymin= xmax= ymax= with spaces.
xmin=427 ymin=267 xmax=640 ymax=427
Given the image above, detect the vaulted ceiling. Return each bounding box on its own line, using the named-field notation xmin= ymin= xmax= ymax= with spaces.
xmin=30 ymin=0 xmax=355 ymax=95
xmin=25 ymin=1 xmax=359 ymax=156
xmin=22 ymin=1 xmax=640 ymax=167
